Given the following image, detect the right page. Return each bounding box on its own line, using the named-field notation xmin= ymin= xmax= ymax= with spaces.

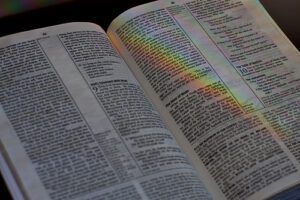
xmin=107 ymin=0 xmax=300 ymax=200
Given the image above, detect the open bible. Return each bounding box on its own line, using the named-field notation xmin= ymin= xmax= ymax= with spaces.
xmin=1 ymin=0 xmax=300 ymax=199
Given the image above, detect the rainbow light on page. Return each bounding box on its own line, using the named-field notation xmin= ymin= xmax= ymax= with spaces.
xmin=111 ymin=25 xmax=287 ymax=142
xmin=115 ymin=30 xmax=289 ymax=145
xmin=0 ymin=0 xmax=70 ymax=17
xmin=112 ymin=31 xmax=250 ymax=112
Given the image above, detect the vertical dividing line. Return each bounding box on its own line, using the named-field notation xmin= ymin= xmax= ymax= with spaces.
xmin=165 ymin=6 xmax=246 ymax=112
xmin=36 ymin=37 xmax=123 ymax=182
xmin=183 ymin=3 xmax=266 ymax=109
xmin=56 ymin=34 xmax=145 ymax=177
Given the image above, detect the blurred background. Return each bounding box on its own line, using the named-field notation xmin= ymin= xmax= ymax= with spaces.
xmin=0 ymin=0 xmax=71 ymax=17
xmin=0 ymin=0 xmax=299 ymax=49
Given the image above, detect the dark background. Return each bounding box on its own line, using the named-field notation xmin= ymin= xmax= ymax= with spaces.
xmin=0 ymin=0 xmax=299 ymax=49
xmin=0 ymin=0 xmax=299 ymax=199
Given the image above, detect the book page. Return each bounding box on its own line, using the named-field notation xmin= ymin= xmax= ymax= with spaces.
xmin=107 ymin=0 xmax=300 ymax=199
xmin=0 ymin=22 xmax=211 ymax=199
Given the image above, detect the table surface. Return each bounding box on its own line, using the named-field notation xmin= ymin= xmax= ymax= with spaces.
xmin=0 ymin=0 xmax=299 ymax=199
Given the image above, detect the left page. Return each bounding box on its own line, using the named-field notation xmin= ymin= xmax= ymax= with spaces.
xmin=0 ymin=22 xmax=211 ymax=199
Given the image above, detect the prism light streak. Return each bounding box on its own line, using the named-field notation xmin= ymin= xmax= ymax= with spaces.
xmin=114 ymin=30 xmax=249 ymax=112
xmin=0 ymin=0 xmax=70 ymax=17
xmin=111 ymin=24 xmax=288 ymax=141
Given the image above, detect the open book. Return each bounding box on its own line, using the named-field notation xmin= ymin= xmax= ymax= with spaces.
xmin=1 ymin=0 xmax=300 ymax=199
